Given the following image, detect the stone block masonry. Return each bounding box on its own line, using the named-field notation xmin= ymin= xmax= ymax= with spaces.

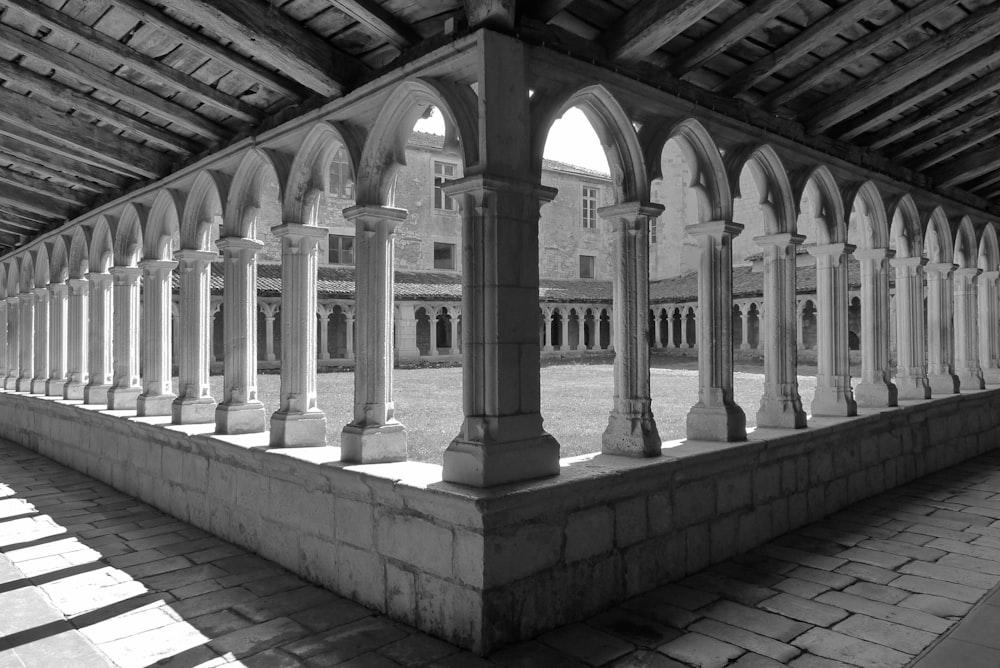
xmin=0 ymin=388 xmax=997 ymax=653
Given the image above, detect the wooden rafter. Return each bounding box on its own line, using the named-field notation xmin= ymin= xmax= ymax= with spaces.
xmin=0 ymin=59 xmax=200 ymax=155
xmin=602 ymin=0 xmax=728 ymax=63
xmin=326 ymin=1 xmax=418 ymax=50
xmin=0 ymin=23 xmax=227 ymax=141
xmin=717 ymin=0 xmax=874 ymax=96
xmin=523 ymin=0 xmax=578 ymax=23
xmin=0 ymin=87 xmax=169 ymax=179
xmin=0 ymin=182 xmax=77 ymax=220
xmin=163 ymin=0 xmax=366 ymax=97
xmin=970 ymin=172 xmax=1000 ymax=195
xmin=0 ymin=134 xmax=127 ymax=191
xmin=932 ymin=143 xmax=1000 ymax=188
xmin=892 ymin=97 xmax=1000 ymax=162
xmin=671 ymin=0 xmax=799 ymax=77
xmin=5 ymin=0 xmax=260 ymax=124
xmin=808 ymin=2 xmax=1000 ymax=134
xmin=837 ymin=40 xmax=1000 ymax=141
xmin=912 ymin=114 xmax=1000 ymax=172
xmin=0 ymin=166 xmax=90 ymax=207
xmin=761 ymin=0 xmax=961 ymax=111
xmin=0 ymin=207 xmax=50 ymax=235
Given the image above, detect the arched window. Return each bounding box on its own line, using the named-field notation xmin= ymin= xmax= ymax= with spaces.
xmin=329 ymin=147 xmax=354 ymax=199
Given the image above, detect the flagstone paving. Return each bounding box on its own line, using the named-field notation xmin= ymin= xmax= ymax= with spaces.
xmin=3 ymin=436 xmax=1000 ymax=667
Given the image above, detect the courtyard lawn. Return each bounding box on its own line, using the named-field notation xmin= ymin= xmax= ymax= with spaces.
xmin=209 ymin=363 xmax=818 ymax=464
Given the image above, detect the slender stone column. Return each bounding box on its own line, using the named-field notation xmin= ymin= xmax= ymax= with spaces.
xmin=608 ymin=308 xmax=615 ymax=352
xmin=345 ymin=307 xmax=355 ymax=360
xmin=63 ymin=279 xmax=88 ymax=399
xmin=979 ymin=270 xmax=1000 ymax=384
xmin=260 ymin=301 xmax=279 ymax=361
xmin=685 ymin=221 xmax=747 ymax=441
xmin=754 ymin=233 xmax=807 ymax=429
xmin=215 ymin=237 xmax=266 ymax=434
xmin=83 ymin=272 xmax=112 ymax=404
xmin=796 ymin=301 xmax=805 ymax=349
xmin=269 ymin=224 xmax=327 ymax=447
xmin=739 ymin=305 xmax=751 ymax=351
xmin=854 ymin=248 xmax=898 ymax=407
xmin=318 ymin=308 xmax=331 ymax=361
xmin=138 ymin=260 xmax=177 ymax=416
xmin=210 ymin=299 xmax=223 ymax=364
xmin=430 ymin=309 xmax=441 ymax=357
xmin=891 ymin=257 xmax=930 ymax=398
xmin=542 ymin=309 xmax=553 ymax=352
xmin=0 ymin=300 xmax=7 ymax=389
xmin=450 ymin=307 xmax=461 ymax=354
xmin=954 ymin=267 xmax=985 ymax=390
xmin=442 ymin=176 xmax=560 ymax=485
xmin=107 ymin=267 xmax=142 ymax=409
xmin=172 ymin=250 xmax=217 ymax=423
xmin=653 ymin=309 xmax=663 ymax=350
xmin=396 ymin=303 xmax=419 ymax=359
xmin=926 ymin=262 xmax=960 ymax=394
xmin=16 ymin=291 xmax=34 ymax=392
xmin=342 ymin=206 xmax=406 ymax=462
xmin=4 ymin=296 xmax=17 ymax=390
xmin=600 ymin=202 xmax=663 ymax=456
xmin=171 ymin=302 xmax=179 ymax=368
xmin=31 ymin=287 xmax=49 ymax=394
xmin=807 ymin=243 xmax=858 ymax=416
xmin=46 ymin=282 xmax=68 ymax=396
xmin=559 ymin=309 xmax=570 ymax=352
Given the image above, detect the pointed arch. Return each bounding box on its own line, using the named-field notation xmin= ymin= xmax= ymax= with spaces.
xmin=32 ymin=244 xmax=50 ymax=288
xmin=791 ymin=165 xmax=845 ymax=244
xmin=182 ymin=170 xmax=227 ymax=250
xmin=844 ymin=181 xmax=889 ymax=250
xmin=886 ymin=193 xmax=923 ymax=258
xmin=5 ymin=261 xmax=17 ymax=298
xmin=726 ymin=144 xmax=797 ymax=235
xmin=979 ymin=223 xmax=1000 ymax=272
xmin=953 ymin=215 xmax=978 ymax=269
xmin=922 ymin=206 xmax=953 ymax=264
xmin=68 ymin=227 xmax=92 ymax=280
xmin=89 ymin=216 xmax=115 ymax=274
xmin=284 ymin=121 xmax=361 ymax=226
xmin=146 ymin=189 xmax=183 ymax=261
xmin=49 ymin=236 xmax=69 ymax=284
xmin=357 ymin=77 xmax=478 ymax=207
xmin=19 ymin=253 xmax=34 ymax=292
xmin=114 ymin=203 xmax=145 ymax=267
xmin=531 ymin=84 xmax=648 ymax=203
xmin=223 ymin=148 xmax=288 ymax=238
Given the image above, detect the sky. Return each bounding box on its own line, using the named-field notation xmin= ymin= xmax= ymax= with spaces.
xmin=413 ymin=106 xmax=611 ymax=174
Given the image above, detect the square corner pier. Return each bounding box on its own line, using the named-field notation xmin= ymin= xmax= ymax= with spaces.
xmin=0 ymin=389 xmax=997 ymax=654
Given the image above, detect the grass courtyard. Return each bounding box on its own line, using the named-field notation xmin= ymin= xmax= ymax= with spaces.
xmin=206 ymin=361 xmax=819 ymax=464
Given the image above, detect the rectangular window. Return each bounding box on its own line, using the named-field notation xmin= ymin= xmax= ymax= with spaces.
xmin=579 ymin=254 xmax=595 ymax=279
xmin=650 ymin=218 xmax=657 ymax=244
xmin=582 ymin=186 xmax=598 ymax=229
xmin=329 ymin=234 xmax=354 ymax=265
xmin=434 ymin=161 xmax=458 ymax=211
xmin=434 ymin=242 xmax=456 ymax=270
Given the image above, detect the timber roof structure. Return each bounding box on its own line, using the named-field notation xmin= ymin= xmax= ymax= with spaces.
xmin=2 ymin=0 xmax=1000 ymax=253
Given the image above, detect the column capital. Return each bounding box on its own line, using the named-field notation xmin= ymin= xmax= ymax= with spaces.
xmin=806 ymin=242 xmax=856 ymax=258
xmin=954 ymin=266 xmax=983 ymax=279
xmin=684 ymin=220 xmax=744 ymax=239
xmin=110 ymin=265 xmax=143 ymax=283
xmin=442 ymin=174 xmax=558 ymax=204
xmin=343 ymin=205 xmax=408 ymax=229
xmin=980 ymin=270 xmax=1000 ymax=281
xmin=5 ymin=296 xmax=17 ymax=307
xmin=19 ymin=290 xmax=35 ymax=302
xmin=139 ymin=259 xmax=179 ymax=273
xmin=175 ymin=248 xmax=220 ymax=264
xmin=752 ymin=232 xmax=806 ymax=250
xmin=271 ymin=223 xmax=329 ymax=242
xmin=47 ymin=281 xmax=68 ymax=296
xmin=85 ymin=271 xmax=113 ymax=287
xmin=925 ymin=261 xmax=958 ymax=276
xmin=889 ymin=256 xmax=928 ymax=269
xmin=214 ymin=236 xmax=262 ymax=254
xmin=597 ymin=201 xmax=664 ymax=222
xmin=33 ymin=286 xmax=50 ymax=299
xmin=853 ymin=247 xmax=896 ymax=261
xmin=67 ymin=278 xmax=89 ymax=293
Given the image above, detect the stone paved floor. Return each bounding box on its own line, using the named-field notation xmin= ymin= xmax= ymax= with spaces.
xmin=4 ymin=439 xmax=1000 ymax=668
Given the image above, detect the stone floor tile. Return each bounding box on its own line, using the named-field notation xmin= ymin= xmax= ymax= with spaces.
xmin=792 ymin=627 xmax=911 ymax=668
xmin=841 ymin=581 xmax=909 ymax=604
xmin=607 ymin=649 xmax=686 ymax=667
xmin=701 ymin=600 xmax=810 ymax=641
xmin=538 ymin=623 xmax=634 ymax=667
xmin=899 ymin=560 xmax=1000 ymax=589
xmin=832 ymin=614 xmax=936 ymax=654
xmin=282 ymin=616 xmax=408 ymax=662
xmin=170 ymin=586 xmax=258 ymax=618
xmin=814 ymin=591 xmax=952 ymax=633
xmin=585 ymin=608 xmax=681 ymax=648
xmin=889 ymin=574 xmax=986 ymax=604
xmin=786 ymin=567 xmax=855 ymax=590
xmin=687 ymin=618 xmax=800 ymax=662
xmin=680 ymin=573 xmax=776 ymax=606
xmin=97 ymin=620 xmax=210 ymax=668
xmin=836 ymin=547 xmax=910 ymax=570
xmin=431 ymin=649 xmax=494 ymax=668
xmin=187 ymin=609 xmax=255 ymax=637
xmin=856 ymin=538 xmax=946 ymax=562
xmin=775 ymin=576 xmax=830 ymax=599
xmin=937 ymin=553 xmax=1000 ymax=576
xmin=757 ymin=545 xmax=847 ymax=571
xmin=148 ymin=645 xmax=226 ymax=667
xmin=79 ymin=603 xmax=180 ymax=644
xmin=658 ymin=632 xmax=743 ymax=668
xmin=323 ymin=651 xmax=399 ymax=668
xmin=898 ymin=593 xmax=973 ymax=618
xmin=487 ymin=641 xmax=589 ymax=668
xmin=729 ymin=654 xmax=788 ymax=668
xmin=288 ymin=599 xmax=374 ymax=633
xmin=797 ymin=526 xmax=869 ymax=547
xmin=893 ymin=532 xmax=933 ymax=546
xmin=208 ymin=616 xmax=309 ymax=658
xmin=910 ymin=638 xmax=1000 ymax=668
xmin=834 ymin=562 xmax=899 ymax=584
xmin=9 ymin=629 xmax=116 ymax=668
xmin=376 ymin=633 xmax=459 ymax=666
xmin=758 ymin=592 xmax=849 ymax=627
xmin=232 ymin=586 xmax=337 ymax=623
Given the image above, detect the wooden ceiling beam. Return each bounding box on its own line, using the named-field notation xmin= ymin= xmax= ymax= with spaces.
xmin=969 ymin=172 xmax=1000 ymax=195
xmin=0 ymin=87 xmax=169 ymax=179
xmin=602 ymin=0 xmax=729 ymax=63
xmin=0 ymin=183 xmax=77 ymax=220
xmin=0 ymin=166 xmax=90 ymax=207
xmin=718 ymin=0 xmax=874 ymax=96
xmin=5 ymin=0 xmax=260 ymax=124
xmin=163 ymin=0 xmax=366 ymax=97
xmin=912 ymin=115 xmax=1000 ymax=172
xmin=837 ymin=40 xmax=1000 ymax=141
xmin=671 ymin=0 xmax=799 ymax=77
xmin=522 ymin=0 xmax=578 ymax=23
xmin=0 ymin=135 xmax=127 ymax=191
xmin=0 ymin=23 xmax=227 ymax=141
xmin=0 ymin=59 xmax=200 ymax=155
xmin=0 ymin=204 xmax=54 ymax=228
xmin=932 ymin=144 xmax=1000 ymax=188
xmin=326 ymin=1 xmax=418 ymax=50
xmin=808 ymin=2 xmax=1000 ymax=134
xmin=761 ymin=0 xmax=960 ymax=111
xmin=891 ymin=96 xmax=1000 ymax=162
xmin=109 ymin=0 xmax=305 ymax=100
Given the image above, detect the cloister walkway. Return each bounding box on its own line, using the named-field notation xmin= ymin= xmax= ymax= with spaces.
xmin=0 ymin=435 xmax=998 ymax=668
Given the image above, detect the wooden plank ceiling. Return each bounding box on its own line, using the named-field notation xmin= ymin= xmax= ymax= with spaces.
xmin=1 ymin=0 xmax=999 ymax=254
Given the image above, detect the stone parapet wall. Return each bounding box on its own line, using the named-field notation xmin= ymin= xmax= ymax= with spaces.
xmin=0 ymin=390 xmax=996 ymax=653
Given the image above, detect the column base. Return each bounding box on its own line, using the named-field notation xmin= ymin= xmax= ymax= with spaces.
xmin=270 ymin=410 xmax=327 ymax=447
xmin=215 ymin=401 xmax=264 ymax=434
xmin=602 ymin=411 xmax=662 ymax=457
xmin=107 ymin=386 xmax=141 ymax=410
xmin=983 ymin=367 xmax=1000 ymax=386
xmin=173 ymin=396 xmax=218 ymax=425
xmin=3 ymin=376 xmax=17 ymax=390
xmin=956 ymin=371 xmax=986 ymax=391
xmin=83 ymin=383 xmax=111 ymax=405
xmin=811 ymin=383 xmax=858 ymax=417
xmin=854 ymin=380 xmax=898 ymax=408
xmin=686 ymin=401 xmax=747 ymax=442
xmin=443 ymin=418 xmax=560 ymax=487
xmin=16 ymin=377 xmax=32 ymax=392
xmin=341 ymin=421 xmax=407 ymax=463
xmin=895 ymin=374 xmax=931 ymax=400
xmin=928 ymin=372 xmax=960 ymax=395
xmin=30 ymin=378 xmax=47 ymax=394
xmin=756 ymin=392 xmax=807 ymax=429
xmin=63 ymin=381 xmax=86 ymax=400
xmin=46 ymin=379 xmax=66 ymax=397
xmin=137 ymin=393 xmax=176 ymax=417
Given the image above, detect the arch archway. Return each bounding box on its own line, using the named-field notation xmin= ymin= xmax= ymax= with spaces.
xmin=887 ymin=194 xmax=930 ymax=398
xmin=923 ymin=207 xmax=959 ymax=395
xmin=953 ymin=216 xmax=985 ymax=389
xmin=978 ymin=223 xmax=1000 ymax=384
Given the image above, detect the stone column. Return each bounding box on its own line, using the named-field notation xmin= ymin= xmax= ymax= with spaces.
xmin=450 ymin=307 xmax=461 ymax=354
xmin=754 ymin=233 xmax=807 ymax=429
xmin=600 ymin=202 xmax=663 ymax=457
xmin=16 ymin=291 xmax=34 ymax=392
xmin=210 ymin=299 xmax=223 ymax=364
xmin=31 ymin=287 xmax=49 ymax=394
xmin=260 ymin=301 xmax=279 ymax=361
xmin=796 ymin=301 xmax=805 ymax=349
xmin=739 ymin=304 xmax=751 ymax=351
xmin=107 ymin=266 xmax=142 ymax=409
xmin=954 ymin=267 xmax=985 ymax=390
xmin=172 ymin=250 xmax=217 ymax=423
xmin=215 ymin=237 xmax=265 ymax=434
xmin=63 ymin=279 xmax=88 ymax=399
xmin=685 ymin=221 xmax=747 ymax=441
xmin=171 ymin=301 xmax=179 ymax=369
xmin=345 ymin=307 xmax=355 ymax=360
xmin=430 ymin=308 xmax=441 ymax=357
xmin=342 ymin=206 xmax=406 ymax=462
xmin=137 ymin=260 xmax=177 ymax=416
xmin=608 ymin=308 xmax=615 ymax=352
xmin=559 ymin=309 xmax=570 ymax=352
xmin=318 ymin=307 xmax=331 ymax=361
xmin=542 ymin=308 xmax=553 ymax=352
xmin=652 ymin=309 xmax=662 ymax=350
xmin=807 ymin=243 xmax=858 ymax=416
xmin=270 ymin=224 xmax=327 ymax=447
xmin=979 ymin=270 xmax=1000 ymax=384
xmin=854 ymin=248 xmax=898 ymax=407
xmin=395 ymin=303 xmax=419 ymax=359
xmin=441 ymin=176 xmax=560 ymax=486
xmin=925 ymin=262 xmax=960 ymax=394
xmin=83 ymin=272 xmax=112 ymax=404
xmin=4 ymin=296 xmax=17 ymax=390
xmin=891 ymin=257 xmax=930 ymax=398
xmin=46 ymin=282 xmax=68 ymax=396
xmin=0 ymin=300 xmax=7 ymax=389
